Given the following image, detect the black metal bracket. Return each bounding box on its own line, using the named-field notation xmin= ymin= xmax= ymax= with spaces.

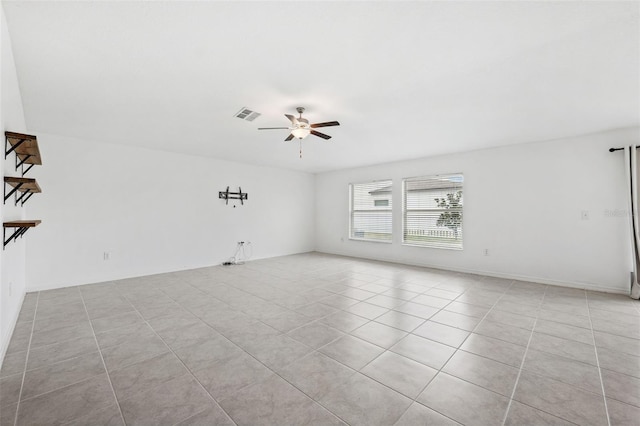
xmin=4 ymin=226 xmax=30 ymax=249
xmin=4 ymin=182 xmax=24 ymax=204
xmin=5 ymin=136 xmax=27 ymax=159
xmin=15 ymin=153 xmax=34 ymax=176
xmin=219 ymin=186 xmax=248 ymax=205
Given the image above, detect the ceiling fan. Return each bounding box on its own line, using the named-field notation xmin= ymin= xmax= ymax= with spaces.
xmin=258 ymin=107 xmax=340 ymax=142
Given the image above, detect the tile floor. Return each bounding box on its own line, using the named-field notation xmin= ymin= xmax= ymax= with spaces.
xmin=1 ymin=252 xmax=639 ymax=425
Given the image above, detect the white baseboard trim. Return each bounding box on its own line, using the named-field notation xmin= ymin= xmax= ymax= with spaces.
xmin=314 ymin=250 xmax=629 ymax=295
xmin=0 ymin=290 xmax=26 ymax=368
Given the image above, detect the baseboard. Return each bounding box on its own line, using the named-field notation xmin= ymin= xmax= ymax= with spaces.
xmin=314 ymin=249 xmax=629 ymax=295
xmin=0 ymin=290 xmax=25 ymax=369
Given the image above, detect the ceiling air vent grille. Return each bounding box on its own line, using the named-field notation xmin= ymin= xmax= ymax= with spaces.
xmin=235 ymin=107 xmax=261 ymax=122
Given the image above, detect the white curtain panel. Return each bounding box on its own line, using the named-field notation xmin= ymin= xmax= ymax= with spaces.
xmin=626 ymin=146 xmax=640 ymax=300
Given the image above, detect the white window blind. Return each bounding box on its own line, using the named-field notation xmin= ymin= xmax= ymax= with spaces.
xmin=403 ymin=174 xmax=463 ymax=249
xmin=350 ymin=180 xmax=392 ymax=242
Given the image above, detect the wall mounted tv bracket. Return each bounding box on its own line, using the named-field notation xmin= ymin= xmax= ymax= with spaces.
xmin=219 ymin=186 xmax=248 ymax=206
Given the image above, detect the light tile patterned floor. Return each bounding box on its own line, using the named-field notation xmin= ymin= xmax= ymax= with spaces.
xmin=1 ymin=252 xmax=639 ymax=425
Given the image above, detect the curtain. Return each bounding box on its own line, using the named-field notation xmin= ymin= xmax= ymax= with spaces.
xmin=626 ymin=145 xmax=640 ymax=299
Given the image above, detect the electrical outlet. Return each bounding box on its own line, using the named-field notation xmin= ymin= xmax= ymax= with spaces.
xmin=103 ymin=252 xmax=110 ymax=261
xmin=483 ymin=249 xmax=490 ymax=256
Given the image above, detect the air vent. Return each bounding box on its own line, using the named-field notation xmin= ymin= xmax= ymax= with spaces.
xmin=235 ymin=107 xmax=261 ymax=122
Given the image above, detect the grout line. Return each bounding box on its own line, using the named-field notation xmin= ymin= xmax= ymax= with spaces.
xmin=12 ymin=292 xmax=40 ymax=426
xmin=585 ymin=292 xmax=612 ymax=426
xmin=500 ymin=284 xmax=548 ymax=426
xmin=383 ymin=278 xmax=519 ymax=425
xmin=79 ymin=291 xmax=127 ymax=426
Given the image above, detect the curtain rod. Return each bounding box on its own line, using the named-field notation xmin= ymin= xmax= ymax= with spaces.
xmin=609 ymin=147 xmax=639 ymax=152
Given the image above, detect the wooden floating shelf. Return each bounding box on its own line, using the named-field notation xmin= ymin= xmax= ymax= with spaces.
xmin=5 ymin=131 xmax=42 ymax=175
xmin=3 ymin=220 xmax=41 ymax=248
xmin=4 ymin=176 xmax=42 ymax=206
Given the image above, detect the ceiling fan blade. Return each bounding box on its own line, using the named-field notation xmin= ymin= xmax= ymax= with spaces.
xmin=285 ymin=114 xmax=299 ymax=125
xmin=310 ymin=121 xmax=340 ymax=128
xmin=258 ymin=127 xmax=290 ymax=130
xmin=310 ymin=130 xmax=332 ymax=140
xmin=284 ymin=133 xmax=295 ymax=141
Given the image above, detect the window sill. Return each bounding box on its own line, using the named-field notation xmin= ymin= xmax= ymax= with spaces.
xmin=349 ymin=238 xmax=393 ymax=244
xmin=401 ymin=242 xmax=463 ymax=251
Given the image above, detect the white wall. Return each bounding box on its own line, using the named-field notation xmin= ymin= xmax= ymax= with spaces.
xmin=1 ymin=7 xmax=28 ymax=361
xmin=25 ymin=135 xmax=315 ymax=291
xmin=316 ymin=128 xmax=637 ymax=293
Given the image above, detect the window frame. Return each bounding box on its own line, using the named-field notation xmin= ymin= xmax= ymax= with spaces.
xmin=402 ymin=173 xmax=464 ymax=250
xmin=348 ymin=179 xmax=393 ymax=243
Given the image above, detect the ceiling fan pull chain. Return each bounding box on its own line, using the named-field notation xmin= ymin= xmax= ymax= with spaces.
xmin=299 ymin=140 xmax=303 ymax=158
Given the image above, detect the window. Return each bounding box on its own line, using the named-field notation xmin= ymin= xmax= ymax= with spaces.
xmin=403 ymin=173 xmax=463 ymax=249
xmin=350 ymin=180 xmax=392 ymax=242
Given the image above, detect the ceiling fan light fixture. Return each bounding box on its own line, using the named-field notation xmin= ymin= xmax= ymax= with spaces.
xmin=291 ymin=127 xmax=311 ymax=139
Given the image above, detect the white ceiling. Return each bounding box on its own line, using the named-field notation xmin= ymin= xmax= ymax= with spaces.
xmin=3 ymin=0 xmax=639 ymax=173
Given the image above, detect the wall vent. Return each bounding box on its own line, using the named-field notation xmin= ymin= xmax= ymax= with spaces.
xmin=235 ymin=107 xmax=261 ymax=122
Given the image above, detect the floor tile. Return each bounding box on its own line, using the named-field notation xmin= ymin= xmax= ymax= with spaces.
xmin=393 ymin=301 xmax=439 ymax=319
xmin=351 ymin=321 xmax=407 ymax=348
xmin=64 ymin=403 xmax=124 ymax=426
xmin=16 ymin=374 xmax=115 ymax=426
xmin=0 ymin=351 xmax=27 ymax=378
xmin=417 ymin=372 xmax=509 ymax=426
xmin=374 ymin=311 xmax=425 ymax=332
xmin=21 ymin=351 xmax=105 ymax=399
xmin=390 ymin=334 xmax=455 ymax=369
xmin=601 ymin=368 xmax=640 ymax=408
xmin=288 ymin=322 xmax=345 ymax=349
xmin=261 ymin=310 xmax=314 ymax=333
xmin=413 ymin=321 xmax=470 ymax=348
xmin=393 ymin=402 xmax=460 ymax=426
xmin=242 ymin=333 xmax=313 ymax=371
xmin=0 ymin=373 xmax=23 ymax=408
xmin=345 ymin=302 xmax=389 ymax=320
xmin=279 ymin=352 xmax=356 ymax=399
xmin=319 ymin=335 xmax=385 ymax=370
xmin=100 ymin=333 xmax=168 ymax=371
xmin=443 ymin=301 xmax=490 ymax=318
xmin=522 ymin=349 xmax=602 ymax=394
xmin=528 ymin=332 xmax=597 ymax=365
xmin=484 ymin=309 xmax=537 ymax=330
xmin=119 ymin=374 xmax=211 ymax=426
xmin=153 ymin=321 xmax=220 ymax=350
xmin=109 ymin=351 xmax=187 ymax=401
xmin=412 ymin=295 xmax=451 ymax=309
xmin=460 ymin=333 xmax=526 ymax=367
xmin=220 ymin=374 xmax=345 ymax=426
xmin=443 ymin=350 xmax=519 ymax=396
xmin=29 ymin=322 xmax=94 ymax=349
xmin=91 ymin=311 xmax=144 ymax=334
xmin=361 ymin=351 xmax=437 ymax=398
xmin=594 ymin=331 xmax=640 ymax=357
xmin=535 ymin=319 xmax=594 ymax=345
xmin=596 ymin=346 xmax=640 ymax=379
xmin=0 ymin=403 xmax=17 ymax=426
xmin=430 ymin=310 xmax=481 ymax=331
xmin=95 ymin=323 xmax=157 ymax=349
xmin=172 ymin=335 xmax=243 ymax=372
xmin=175 ymin=402 xmax=234 ymax=426
xmin=513 ymin=370 xmax=608 ymax=426
xmin=607 ymin=397 xmax=640 ymax=426
xmin=320 ymin=311 xmax=370 ymax=333
xmin=193 ymin=352 xmax=273 ymax=400
xmin=504 ymin=401 xmax=574 ymax=425
xmin=474 ymin=319 xmax=532 ymax=346
xmin=26 ymin=336 xmax=98 ymax=370
xmin=319 ymin=373 xmax=412 ymax=426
